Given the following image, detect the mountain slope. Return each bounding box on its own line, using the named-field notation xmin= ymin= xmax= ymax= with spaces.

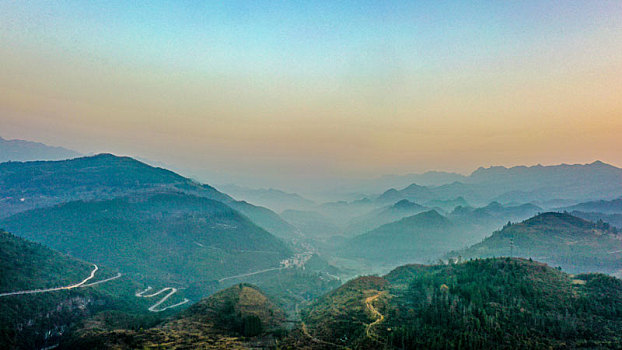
xmin=287 ymin=258 xmax=622 ymax=349
xmin=0 ymin=136 xmax=80 ymax=163
xmin=0 ymin=154 xmax=299 ymax=239
xmin=561 ymin=197 xmax=622 ymax=214
xmin=344 ymin=199 xmax=429 ymax=236
xmin=0 ymin=230 xmax=154 ymax=350
xmin=449 ymin=212 xmax=622 ymax=275
xmin=1 ymin=192 xmax=291 ymax=292
xmin=0 ymin=153 xmax=228 ymax=218
xmin=340 ymin=210 xmax=460 ymax=266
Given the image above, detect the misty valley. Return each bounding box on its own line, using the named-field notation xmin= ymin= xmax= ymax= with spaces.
xmin=2 ymin=2 xmax=622 ymax=349
xmin=1 ymin=152 xmax=622 ymax=349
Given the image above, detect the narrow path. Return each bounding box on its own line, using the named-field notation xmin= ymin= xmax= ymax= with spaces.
xmin=135 ymin=286 xmax=190 ymax=312
xmin=218 ymin=267 xmax=284 ymax=283
xmin=365 ymin=291 xmax=387 ymax=339
xmin=0 ymin=264 xmax=120 ymax=297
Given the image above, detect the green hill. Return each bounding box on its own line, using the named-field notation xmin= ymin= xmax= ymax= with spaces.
xmin=286 ymin=258 xmax=622 ymax=349
xmin=340 ymin=210 xmax=462 ymax=266
xmin=63 ymin=283 xmax=287 ymax=349
xmin=0 ymin=154 xmax=298 ymax=239
xmin=449 ymin=212 xmax=622 ymax=275
xmin=1 ymin=192 xmax=292 ymax=294
xmin=344 ymin=200 xmax=429 ymax=236
xmin=0 ymin=230 xmax=155 ymax=350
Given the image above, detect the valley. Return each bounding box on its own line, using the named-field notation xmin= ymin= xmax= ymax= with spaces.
xmin=2 ymin=154 xmax=622 ymax=349
xmin=3 ymin=4 xmax=622 ymax=348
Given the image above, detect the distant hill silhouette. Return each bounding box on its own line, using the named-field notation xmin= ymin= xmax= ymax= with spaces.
xmin=373 ymin=161 xmax=622 ymax=206
xmin=0 ymin=136 xmax=80 ymax=163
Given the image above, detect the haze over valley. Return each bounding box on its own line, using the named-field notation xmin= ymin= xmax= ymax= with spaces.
xmin=2 ymin=1 xmax=622 ymax=349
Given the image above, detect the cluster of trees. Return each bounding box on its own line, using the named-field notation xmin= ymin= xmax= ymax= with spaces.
xmin=383 ymin=259 xmax=622 ymax=349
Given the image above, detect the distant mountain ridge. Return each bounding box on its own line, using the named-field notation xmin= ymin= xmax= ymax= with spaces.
xmin=374 ymin=161 xmax=622 ymax=206
xmin=0 ymin=136 xmax=80 ymax=163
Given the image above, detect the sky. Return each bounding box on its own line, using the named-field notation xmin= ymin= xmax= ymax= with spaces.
xmin=1 ymin=1 xmax=621 ymax=190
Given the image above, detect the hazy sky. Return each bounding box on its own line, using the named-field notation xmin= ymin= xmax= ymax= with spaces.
xmin=1 ymin=1 xmax=621 ymax=190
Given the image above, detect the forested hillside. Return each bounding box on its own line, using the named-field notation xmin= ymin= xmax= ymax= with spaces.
xmin=285 ymin=258 xmax=622 ymax=349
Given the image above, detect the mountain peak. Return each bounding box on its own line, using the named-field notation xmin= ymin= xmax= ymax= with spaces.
xmin=392 ymin=199 xmax=422 ymax=210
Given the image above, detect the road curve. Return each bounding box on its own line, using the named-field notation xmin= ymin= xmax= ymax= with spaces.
xmin=0 ymin=264 xmax=112 ymax=297
xmin=135 ymin=286 xmax=190 ymax=312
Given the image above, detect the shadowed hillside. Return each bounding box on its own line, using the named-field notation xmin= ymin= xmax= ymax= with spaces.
xmin=0 ymin=230 xmax=155 ymax=350
xmin=1 ymin=192 xmax=291 ymax=293
xmin=449 ymin=212 xmax=622 ymax=276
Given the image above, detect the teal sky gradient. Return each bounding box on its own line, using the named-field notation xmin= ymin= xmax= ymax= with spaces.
xmin=1 ymin=1 xmax=621 ymax=189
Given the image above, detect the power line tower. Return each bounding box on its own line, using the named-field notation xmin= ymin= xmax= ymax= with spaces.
xmin=510 ymin=234 xmax=514 ymax=257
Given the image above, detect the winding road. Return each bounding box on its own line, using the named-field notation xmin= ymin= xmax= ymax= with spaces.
xmin=0 ymin=264 xmax=122 ymax=298
xmin=135 ymin=286 xmax=190 ymax=312
xmin=365 ymin=291 xmax=387 ymax=340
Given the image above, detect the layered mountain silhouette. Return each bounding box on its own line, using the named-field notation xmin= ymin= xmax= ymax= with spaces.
xmin=373 ymin=161 xmax=622 ymax=206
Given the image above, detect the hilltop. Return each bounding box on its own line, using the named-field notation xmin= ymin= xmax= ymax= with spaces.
xmin=344 ymin=199 xmax=429 ymax=236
